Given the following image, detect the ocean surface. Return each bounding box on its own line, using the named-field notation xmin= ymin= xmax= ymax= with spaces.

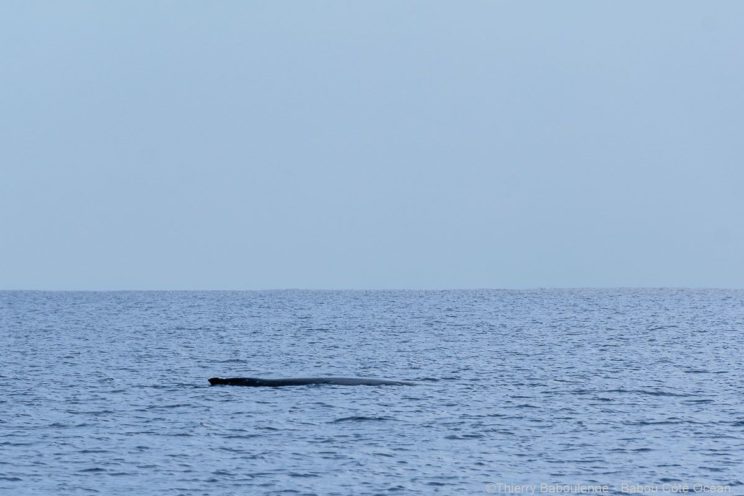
xmin=1 ymin=290 xmax=743 ymax=495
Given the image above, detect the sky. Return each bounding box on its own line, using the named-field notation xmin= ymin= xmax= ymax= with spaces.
xmin=1 ymin=1 xmax=743 ymax=290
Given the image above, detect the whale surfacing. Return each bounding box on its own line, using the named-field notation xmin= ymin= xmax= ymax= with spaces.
xmin=208 ymin=377 xmax=414 ymax=387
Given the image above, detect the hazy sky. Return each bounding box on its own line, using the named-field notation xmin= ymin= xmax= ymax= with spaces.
xmin=1 ymin=1 xmax=742 ymax=289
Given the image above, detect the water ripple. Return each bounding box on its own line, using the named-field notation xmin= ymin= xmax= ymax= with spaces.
xmin=2 ymin=289 xmax=743 ymax=494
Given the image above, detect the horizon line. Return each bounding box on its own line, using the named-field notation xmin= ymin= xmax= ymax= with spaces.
xmin=2 ymin=286 xmax=743 ymax=292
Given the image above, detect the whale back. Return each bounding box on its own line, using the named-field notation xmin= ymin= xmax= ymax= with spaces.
xmin=208 ymin=377 xmax=414 ymax=387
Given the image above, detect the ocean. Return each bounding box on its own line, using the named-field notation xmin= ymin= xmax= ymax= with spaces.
xmin=1 ymin=290 xmax=743 ymax=495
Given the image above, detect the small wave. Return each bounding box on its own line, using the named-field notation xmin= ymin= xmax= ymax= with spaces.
xmin=605 ymin=388 xmax=694 ymax=397
xmin=331 ymin=416 xmax=393 ymax=423
xmin=444 ymin=433 xmax=485 ymax=440
xmin=623 ymin=420 xmax=704 ymax=426
xmin=223 ymin=434 xmax=262 ymax=439
xmin=67 ymin=410 xmax=116 ymax=416
xmin=647 ymin=325 xmax=679 ymax=331
xmin=152 ymin=403 xmax=191 ymax=410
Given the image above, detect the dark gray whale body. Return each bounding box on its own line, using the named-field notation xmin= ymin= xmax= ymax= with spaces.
xmin=209 ymin=377 xmax=414 ymax=387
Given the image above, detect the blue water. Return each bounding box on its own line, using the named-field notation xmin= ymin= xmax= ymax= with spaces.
xmin=2 ymin=290 xmax=743 ymax=495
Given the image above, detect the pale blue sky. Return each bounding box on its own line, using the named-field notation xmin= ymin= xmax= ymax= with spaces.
xmin=1 ymin=1 xmax=742 ymax=289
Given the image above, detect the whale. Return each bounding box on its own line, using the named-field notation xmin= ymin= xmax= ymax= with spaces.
xmin=208 ymin=377 xmax=415 ymax=387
